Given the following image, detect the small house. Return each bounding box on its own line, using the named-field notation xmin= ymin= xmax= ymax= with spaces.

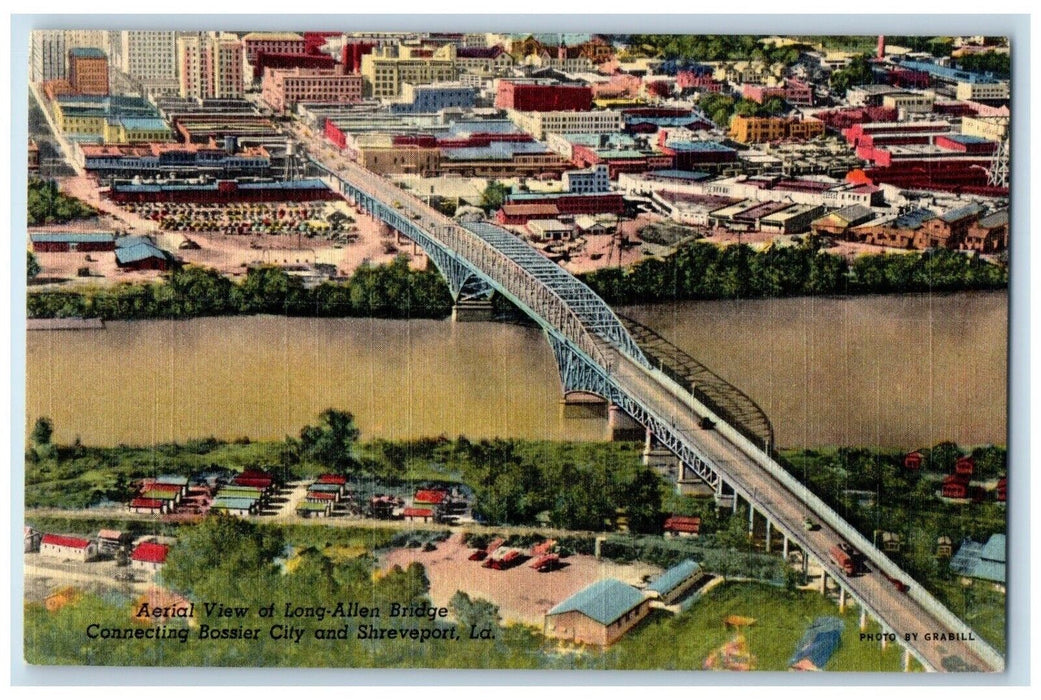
xmin=130 ymin=542 xmax=170 ymax=573
xmin=402 ymin=507 xmax=435 ymax=523
xmin=936 ymin=536 xmax=953 ymax=558
xmin=296 ymin=501 xmax=331 ymax=518
xmin=645 ymin=559 xmax=703 ymax=605
xmin=903 ymin=451 xmax=923 ymax=471
xmin=129 ymin=497 xmax=167 ymax=514
xmin=663 ymin=515 xmax=701 ymax=538
xmin=97 ymin=529 xmax=127 ymax=554
xmin=955 ymin=456 xmax=975 ymax=477
xmin=879 ymin=531 xmax=903 ymax=553
xmin=24 ymin=526 xmax=42 ymax=553
xmin=40 ymin=534 xmax=98 ymax=562
xmin=544 ymin=579 xmax=650 ymax=647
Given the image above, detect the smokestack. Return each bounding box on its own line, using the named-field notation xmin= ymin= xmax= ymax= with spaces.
xmin=877 ymin=35 xmax=885 ymax=60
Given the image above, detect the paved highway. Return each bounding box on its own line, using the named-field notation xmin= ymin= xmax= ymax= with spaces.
xmin=298 ymin=133 xmax=1002 ymax=673
xmin=609 ymin=348 xmax=998 ymax=672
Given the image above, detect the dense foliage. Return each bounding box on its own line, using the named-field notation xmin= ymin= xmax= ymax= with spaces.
xmin=626 ymin=35 xmax=808 ymax=65
xmin=479 ymin=181 xmax=510 ymax=212
xmin=581 ymin=240 xmax=1007 ymax=305
xmin=779 ymin=443 xmax=1007 ymax=651
xmin=954 ymin=51 xmax=1011 ymax=79
xmin=697 ymin=93 xmax=788 ymax=129
xmin=829 ymin=54 xmax=876 ymax=97
xmin=27 ymin=178 xmax=96 ymax=226
xmin=27 ymin=257 xmax=454 ymax=321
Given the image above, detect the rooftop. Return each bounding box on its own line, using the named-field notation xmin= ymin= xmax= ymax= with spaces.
xmin=547 ymin=578 xmax=645 ymax=626
xmin=69 ymin=47 xmax=106 ymax=58
xmin=646 ymin=559 xmax=701 ymax=595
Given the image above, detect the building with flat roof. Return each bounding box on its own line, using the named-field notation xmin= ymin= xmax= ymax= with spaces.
xmin=68 ymin=47 xmax=109 ymax=95
xmin=261 ymin=67 xmax=363 ymax=115
xmin=508 ymin=108 xmax=624 ymax=140
xmin=360 ymin=44 xmax=458 ymax=98
xmin=495 ymin=79 xmax=593 ymax=112
xmin=390 ymin=82 xmax=476 ymax=114
xmin=177 ymin=32 xmax=244 ymax=100
xmin=729 ymin=115 xmax=824 ymax=144
xmin=31 ymin=30 xmax=66 ymax=83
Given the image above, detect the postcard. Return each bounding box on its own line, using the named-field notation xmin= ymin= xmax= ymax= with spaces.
xmin=22 ymin=26 xmax=1010 ymax=674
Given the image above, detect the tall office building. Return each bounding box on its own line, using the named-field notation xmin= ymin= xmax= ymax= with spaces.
xmin=177 ymin=32 xmax=244 ymax=99
xmin=30 ymin=30 xmax=66 ymax=82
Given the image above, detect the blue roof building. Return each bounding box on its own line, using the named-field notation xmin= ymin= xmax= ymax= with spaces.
xmin=646 ymin=559 xmax=702 ymax=604
xmin=950 ymin=534 xmax=1006 ymax=586
xmin=545 ymin=579 xmax=649 ymax=646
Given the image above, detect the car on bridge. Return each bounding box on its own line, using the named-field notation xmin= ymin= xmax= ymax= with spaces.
xmin=882 ymin=572 xmax=910 ymax=593
xmin=802 ymin=516 xmax=819 ymax=531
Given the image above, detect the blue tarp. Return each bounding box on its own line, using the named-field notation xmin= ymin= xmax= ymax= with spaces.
xmin=788 ymin=617 xmax=844 ymax=670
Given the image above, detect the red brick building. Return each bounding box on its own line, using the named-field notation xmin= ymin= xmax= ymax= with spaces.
xmin=68 ymin=48 xmax=109 ymax=96
xmin=261 ymin=68 xmax=363 ymax=115
xmin=495 ymin=80 xmax=592 ymax=111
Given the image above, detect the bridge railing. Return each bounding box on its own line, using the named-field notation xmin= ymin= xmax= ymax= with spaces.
xmin=641 ymin=361 xmax=1005 ymax=671
xmin=319 ymin=159 xmax=616 ymax=369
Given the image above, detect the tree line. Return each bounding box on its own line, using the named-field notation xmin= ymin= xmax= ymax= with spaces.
xmin=580 ymin=239 xmax=1007 ymax=305
xmin=27 ymin=256 xmax=454 ymax=321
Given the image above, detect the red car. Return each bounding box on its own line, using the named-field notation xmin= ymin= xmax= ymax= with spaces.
xmin=883 ymin=573 xmax=909 ymax=593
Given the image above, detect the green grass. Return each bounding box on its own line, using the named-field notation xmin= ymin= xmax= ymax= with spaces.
xmin=607 ymin=582 xmax=913 ymax=672
xmin=930 ymin=579 xmax=1006 ymax=654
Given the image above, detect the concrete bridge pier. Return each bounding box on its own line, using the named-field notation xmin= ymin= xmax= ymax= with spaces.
xmin=748 ymin=503 xmax=755 ymax=535
xmin=782 ymin=534 xmax=789 ymax=560
xmin=820 ymin=569 xmax=827 ymax=594
xmin=643 ymin=430 xmax=680 ymax=482
xmin=860 ymin=606 xmax=868 ymax=631
xmin=839 ymin=586 xmax=847 ymax=613
xmin=764 ymin=519 xmax=772 ymax=553
xmin=903 ymin=647 xmax=912 ymax=672
xmin=452 ymin=299 xmax=494 ymax=322
xmin=608 ymin=404 xmax=644 ymax=442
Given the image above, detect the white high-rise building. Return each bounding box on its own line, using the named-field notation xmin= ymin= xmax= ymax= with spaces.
xmin=177 ymin=32 xmax=243 ymax=100
xmin=114 ymin=30 xmax=179 ymax=97
xmin=64 ymin=30 xmax=108 ymax=53
xmin=30 ymin=30 xmax=66 ymax=82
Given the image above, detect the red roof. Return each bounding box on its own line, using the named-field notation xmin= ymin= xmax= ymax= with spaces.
xmin=130 ymin=498 xmax=165 ymax=509
xmin=414 ymin=489 xmax=448 ymax=505
xmin=131 ymin=542 xmax=170 ymax=564
xmin=141 ymin=482 xmax=181 ymax=493
xmin=233 ymin=477 xmax=273 ymax=488
xmin=239 ymin=469 xmax=274 ymax=479
xmin=41 ymin=534 xmax=91 ymax=549
xmin=306 ymin=491 xmax=337 ymax=501
xmin=317 ymin=474 xmax=347 ymax=485
xmin=402 ymin=508 xmax=434 ymax=518
xmin=664 ymin=515 xmax=702 ymax=533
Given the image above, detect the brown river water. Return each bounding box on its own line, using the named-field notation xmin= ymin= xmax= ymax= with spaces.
xmin=25 ymin=291 xmax=1007 ymax=450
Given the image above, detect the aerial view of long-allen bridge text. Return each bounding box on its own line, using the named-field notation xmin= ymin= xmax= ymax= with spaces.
xmin=22 ymin=28 xmax=1010 ymax=673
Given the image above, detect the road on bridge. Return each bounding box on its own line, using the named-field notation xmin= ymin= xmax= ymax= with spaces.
xmin=608 ymin=347 xmax=997 ymax=672
xmin=300 ymin=135 xmax=1000 ymax=674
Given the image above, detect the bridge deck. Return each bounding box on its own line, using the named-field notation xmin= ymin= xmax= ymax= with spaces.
xmin=308 ymin=151 xmax=1001 ymax=674
xmin=609 ymin=348 xmax=998 ymax=672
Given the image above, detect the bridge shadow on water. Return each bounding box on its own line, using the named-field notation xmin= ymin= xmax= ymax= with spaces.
xmin=617 ymin=314 xmax=775 ymax=455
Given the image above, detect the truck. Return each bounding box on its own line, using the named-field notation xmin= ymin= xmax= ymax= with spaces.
xmin=828 ymin=542 xmax=858 ymax=576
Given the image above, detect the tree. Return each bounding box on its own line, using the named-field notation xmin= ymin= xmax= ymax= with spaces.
xmin=479 ymin=181 xmax=510 ymax=213
xmin=30 ymin=416 xmax=53 ymax=447
xmin=299 ymin=409 xmax=362 ymax=474
xmin=449 ymin=591 xmax=501 ymax=630
xmin=27 ymin=251 xmax=41 ymax=280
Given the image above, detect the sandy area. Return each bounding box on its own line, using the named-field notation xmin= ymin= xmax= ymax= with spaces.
xmin=381 ymin=532 xmax=662 ymax=627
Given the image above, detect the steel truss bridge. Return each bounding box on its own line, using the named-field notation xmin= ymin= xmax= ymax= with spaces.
xmin=310 ymin=157 xmax=1002 ymax=673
